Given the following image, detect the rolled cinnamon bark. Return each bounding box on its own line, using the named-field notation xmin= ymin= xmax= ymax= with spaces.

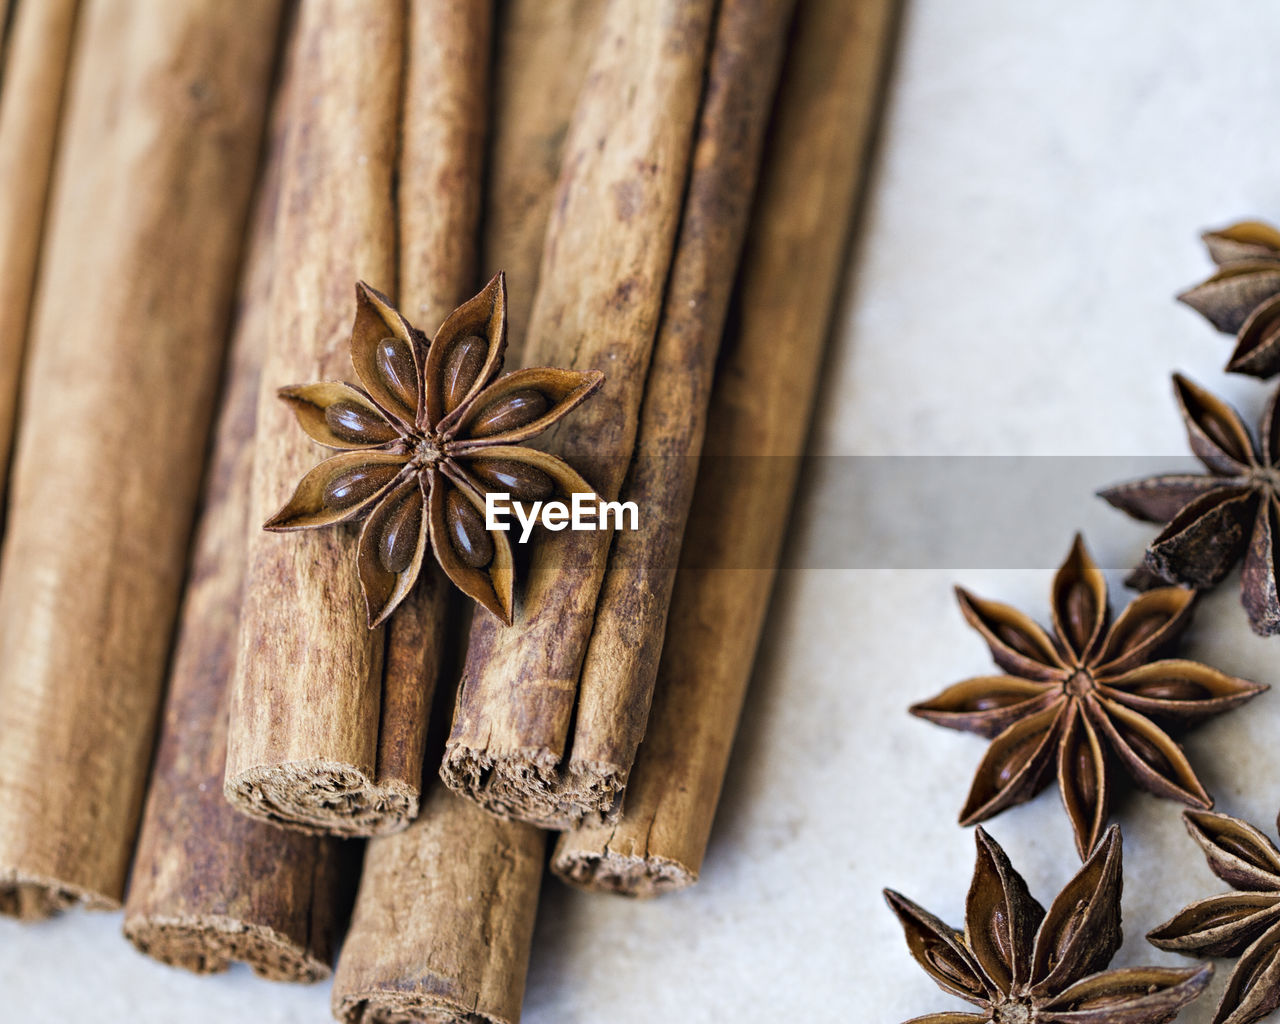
xmin=224 ymin=0 xmax=417 ymax=837
xmin=122 ymin=32 xmax=346 ymax=981
xmin=481 ymin=0 xmax=604 ymax=343
xmin=0 ymin=0 xmax=283 ymax=919
xmin=442 ymin=0 xmax=718 ymax=828
xmin=334 ymin=7 xmax=545 ymax=1023
xmin=0 ymin=0 xmax=78 ymax=512
xmin=564 ymin=0 xmax=795 ymax=825
xmin=553 ymin=0 xmax=901 ymax=894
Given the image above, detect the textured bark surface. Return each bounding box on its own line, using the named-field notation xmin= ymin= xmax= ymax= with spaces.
xmin=0 ymin=0 xmax=282 ymax=918
xmin=443 ymin=0 xmax=717 ymax=828
xmin=553 ymin=0 xmax=901 ymax=894
xmin=334 ymin=9 xmax=544 ymax=1023
xmin=123 ymin=36 xmax=345 ymax=982
xmin=224 ymin=0 xmax=415 ymax=837
xmin=481 ymin=0 xmax=605 ymax=346
xmin=0 ymin=0 xmax=78 ymax=513
xmin=565 ymin=0 xmax=795 ymax=825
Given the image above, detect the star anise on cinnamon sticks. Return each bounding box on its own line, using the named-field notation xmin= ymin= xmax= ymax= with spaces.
xmin=1179 ymin=221 xmax=1280 ymax=377
xmin=885 ymin=826 xmax=1212 ymax=1024
xmin=1100 ymin=374 xmax=1280 ymax=635
xmin=1149 ymin=810 xmax=1280 ymax=1024
xmin=911 ymin=534 xmax=1265 ymax=859
xmin=265 ymin=273 xmax=603 ymax=626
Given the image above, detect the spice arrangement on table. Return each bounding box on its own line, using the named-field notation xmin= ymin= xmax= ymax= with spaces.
xmin=0 ymin=0 xmax=897 ymax=1021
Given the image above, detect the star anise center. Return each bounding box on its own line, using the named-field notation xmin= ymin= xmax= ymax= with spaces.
xmin=1249 ymin=464 xmax=1280 ymax=496
xmin=1063 ymin=668 xmax=1096 ymax=698
xmin=409 ymin=432 xmax=445 ymax=469
xmin=992 ymin=999 xmax=1034 ymax=1024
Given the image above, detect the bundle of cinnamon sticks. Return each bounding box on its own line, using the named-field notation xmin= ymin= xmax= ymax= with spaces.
xmin=0 ymin=0 xmax=898 ymax=1019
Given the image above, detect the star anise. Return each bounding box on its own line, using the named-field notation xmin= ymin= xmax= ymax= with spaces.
xmin=264 ymin=273 xmax=603 ymax=627
xmin=1099 ymin=374 xmax=1280 ymax=636
xmin=1149 ymin=810 xmax=1280 ymax=1024
xmin=885 ymin=825 xmax=1212 ymax=1024
xmin=1179 ymin=221 xmax=1280 ymax=377
xmin=911 ymin=534 xmax=1265 ymax=859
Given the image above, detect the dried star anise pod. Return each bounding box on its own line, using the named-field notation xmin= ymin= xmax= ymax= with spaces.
xmin=1100 ymin=373 xmax=1280 ymax=635
xmin=1149 ymin=810 xmax=1280 ymax=1024
xmin=885 ymin=825 xmax=1212 ymax=1024
xmin=264 ymin=273 xmax=603 ymax=627
xmin=911 ymin=534 xmax=1265 ymax=859
xmin=1179 ymin=221 xmax=1280 ymax=377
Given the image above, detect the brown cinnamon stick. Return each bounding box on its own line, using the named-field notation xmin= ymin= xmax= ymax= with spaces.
xmin=553 ymin=0 xmax=901 ymax=894
xmin=481 ymin=0 xmax=605 ymax=342
xmin=0 ymin=0 xmax=283 ymax=919
xmin=0 ymin=0 xmax=78 ymax=512
xmin=442 ymin=0 xmax=718 ymax=828
xmin=564 ymin=0 xmax=795 ymax=825
xmin=224 ymin=0 xmax=417 ymax=837
xmin=122 ymin=32 xmax=345 ymax=981
xmin=334 ymin=7 xmax=545 ymax=1022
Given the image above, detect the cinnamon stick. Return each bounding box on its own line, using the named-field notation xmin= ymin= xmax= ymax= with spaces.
xmin=0 ymin=0 xmax=283 ymax=919
xmin=0 ymin=0 xmax=78 ymax=512
xmin=481 ymin=0 xmax=605 ymax=342
xmin=122 ymin=31 xmax=346 ymax=981
xmin=334 ymin=7 xmax=545 ymax=1022
xmin=564 ymin=0 xmax=795 ymax=826
xmin=553 ymin=0 xmax=901 ymax=894
xmin=442 ymin=0 xmax=718 ymax=828
xmin=224 ymin=0 xmax=417 ymax=837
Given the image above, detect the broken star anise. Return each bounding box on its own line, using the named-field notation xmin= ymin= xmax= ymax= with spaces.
xmin=1100 ymin=373 xmax=1280 ymax=636
xmin=885 ymin=825 xmax=1212 ymax=1024
xmin=911 ymin=534 xmax=1265 ymax=859
xmin=1150 ymin=810 xmax=1280 ymax=1024
xmin=264 ymin=272 xmax=604 ymax=627
xmin=1179 ymin=220 xmax=1280 ymax=377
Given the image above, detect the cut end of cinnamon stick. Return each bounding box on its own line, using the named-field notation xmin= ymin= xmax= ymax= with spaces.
xmin=123 ymin=915 xmax=331 ymax=982
xmin=550 ymin=844 xmax=694 ymax=898
xmin=334 ymin=988 xmax=511 ymax=1024
xmin=224 ymin=761 xmax=418 ymax=837
xmin=0 ymin=871 xmax=115 ymax=920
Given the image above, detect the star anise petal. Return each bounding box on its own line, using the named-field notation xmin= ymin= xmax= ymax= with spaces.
xmin=447 ymin=365 xmax=605 ymax=448
xmin=1089 ymin=697 xmax=1210 ymax=808
xmin=1057 ymin=703 xmax=1109 ymax=860
xmin=1148 ymin=892 xmax=1280 ymax=958
xmin=1184 ymin=810 xmax=1280 ymax=892
xmin=349 ymin=282 xmax=426 ymax=429
xmin=1094 ymin=587 xmax=1196 ymax=675
xmin=1035 ymin=964 xmax=1212 ymax=1024
xmin=263 ymin=451 xmax=408 ymax=530
xmin=1179 ymin=260 xmax=1280 ymax=335
xmin=1174 ymin=373 xmax=1257 ymax=472
xmin=1028 ymin=825 xmax=1123 ymax=996
xmin=456 ymin=445 xmax=597 ymax=509
xmin=965 ymin=827 xmax=1045 ymax=993
xmin=1099 ymin=660 xmax=1266 ymax=723
xmin=1144 ymin=485 xmax=1257 ymax=588
xmin=429 ymin=464 xmax=515 ymax=625
xmin=1241 ymin=499 xmax=1280 ymax=635
xmin=1098 ymin=473 xmax=1230 ymax=525
xmin=901 ymin=1015 xmax=988 ymax=1024
xmin=885 ymin=889 xmax=994 ymax=1006
xmin=958 ymin=704 xmax=1063 ymax=827
xmin=278 ymin=381 xmax=404 ymax=450
xmin=1051 ymin=534 xmax=1110 ymax=663
xmin=422 ymin=271 xmax=507 ymax=434
xmin=1202 ymin=221 xmax=1280 ymax=266
xmin=1229 ymin=293 xmax=1280 ymax=379
xmin=356 ymin=476 xmax=429 ymax=628
xmin=1214 ymin=919 xmax=1280 ymax=1024
xmin=910 ymin=677 xmax=1058 ymax=740
xmin=955 ymin=587 xmax=1065 ymax=680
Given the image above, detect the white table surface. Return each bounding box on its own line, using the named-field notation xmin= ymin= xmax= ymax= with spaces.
xmin=8 ymin=2 xmax=1280 ymax=1021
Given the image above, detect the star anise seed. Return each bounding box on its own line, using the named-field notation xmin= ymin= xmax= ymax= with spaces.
xmin=264 ymin=273 xmax=604 ymax=627
xmin=886 ymin=825 xmax=1212 ymax=1024
xmin=1100 ymin=373 xmax=1280 ymax=636
xmin=911 ymin=533 xmax=1265 ymax=859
